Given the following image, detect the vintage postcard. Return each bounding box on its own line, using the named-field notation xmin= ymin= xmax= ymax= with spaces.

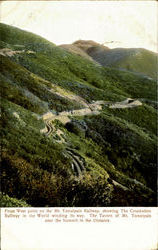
xmin=0 ymin=1 xmax=157 ymax=249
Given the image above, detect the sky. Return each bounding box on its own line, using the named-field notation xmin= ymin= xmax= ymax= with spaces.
xmin=0 ymin=1 xmax=157 ymax=52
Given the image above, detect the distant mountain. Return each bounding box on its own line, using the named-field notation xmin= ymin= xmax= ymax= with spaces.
xmin=87 ymin=46 xmax=157 ymax=80
xmin=0 ymin=23 xmax=157 ymax=207
xmin=59 ymin=44 xmax=95 ymax=62
xmin=61 ymin=40 xmax=157 ymax=79
xmin=73 ymin=39 xmax=109 ymax=52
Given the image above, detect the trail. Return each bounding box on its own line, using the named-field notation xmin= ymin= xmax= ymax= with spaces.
xmin=41 ymin=119 xmax=86 ymax=175
xmin=109 ymin=98 xmax=142 ymax=109
xmin=45 ymin=119 xmax=54 ymax=136
xmin=0 ymin=48 xmax=34 ymax=57
xmin=66 ymin=148 xmax=86 ymax=176
xmin=41 ymin=98 xmax=142 ymax=126
xmin=41 ymin=101 xmax=103 ymax=125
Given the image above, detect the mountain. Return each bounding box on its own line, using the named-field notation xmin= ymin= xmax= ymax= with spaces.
xmin=61 ymin=40 xmax=157 ymax=80
xmin=59 ymin=44 xmax=95 ymax=63
xmin=0 ymin=23 xmax=157 ymax=207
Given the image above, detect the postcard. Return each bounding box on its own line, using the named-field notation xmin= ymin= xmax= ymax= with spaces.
xmin=0 ymin=1 xmax=157 ymax=249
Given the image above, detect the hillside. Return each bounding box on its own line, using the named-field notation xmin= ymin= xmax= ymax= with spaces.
xmin=0 ymin=23 xmax=157 ymax=207
xmin=59 ymin=44 xmax=95 ymax=63
xmin=62 ymin=40 xmax=157 ymax=80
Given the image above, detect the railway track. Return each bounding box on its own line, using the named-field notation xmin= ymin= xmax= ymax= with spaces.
xmin=42 ymin=97 xmax=143 ymax=177
xmin=66 ymin=148 xmax=86 ymax=176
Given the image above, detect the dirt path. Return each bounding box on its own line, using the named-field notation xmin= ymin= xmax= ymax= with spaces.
xmin=45 ymin=119 xmax=54 ymax=136
xmin=109 ymin=98 xmax=142 ymax=109
xmin=41 ymin=98 xmax=142 ymax=128
xmin=41 ymin=101 xmax=104 ymax=126
xmin=0 ymin=48 xmax=35 ymax=57
xmin=41 ymin=98 xmax=142 ymax=141
xmin=41 ymin=117 xmax=86 ymax=175
xmin=66 ymin=148 xmax=86 ymax=176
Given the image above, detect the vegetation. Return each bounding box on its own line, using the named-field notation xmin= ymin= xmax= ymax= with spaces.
xmin=71 ymin=40 xmax=157 ymax=79
xmin=0 ymin=193 xmax=29 ymax=207
xmin=0 ymin=23 xmax=157 ymax=207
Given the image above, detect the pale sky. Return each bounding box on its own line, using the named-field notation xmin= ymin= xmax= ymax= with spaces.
xmin=0 ymin=1 xmax=157 ymax=52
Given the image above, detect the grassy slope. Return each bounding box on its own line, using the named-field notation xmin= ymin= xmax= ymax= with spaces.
xmin=112 ymin=48 xmax=157 ymax=79
xmin=89 ymin=47 xmax=157 ymax=79
xmin=0 ymin=23 xmax=157 ymax=206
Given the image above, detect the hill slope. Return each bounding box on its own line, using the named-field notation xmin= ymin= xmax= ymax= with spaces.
xmin=59 ymin=44 xmax=95 ymax=62
xmin=0 ymin=23 xmax=157 ymax=207
xmin=62 ymin=40 xmax=157 ymax=79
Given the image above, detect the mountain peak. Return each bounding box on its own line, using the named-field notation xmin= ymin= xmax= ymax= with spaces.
xmin=73 ymin=39 xmax=109 ymax=51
